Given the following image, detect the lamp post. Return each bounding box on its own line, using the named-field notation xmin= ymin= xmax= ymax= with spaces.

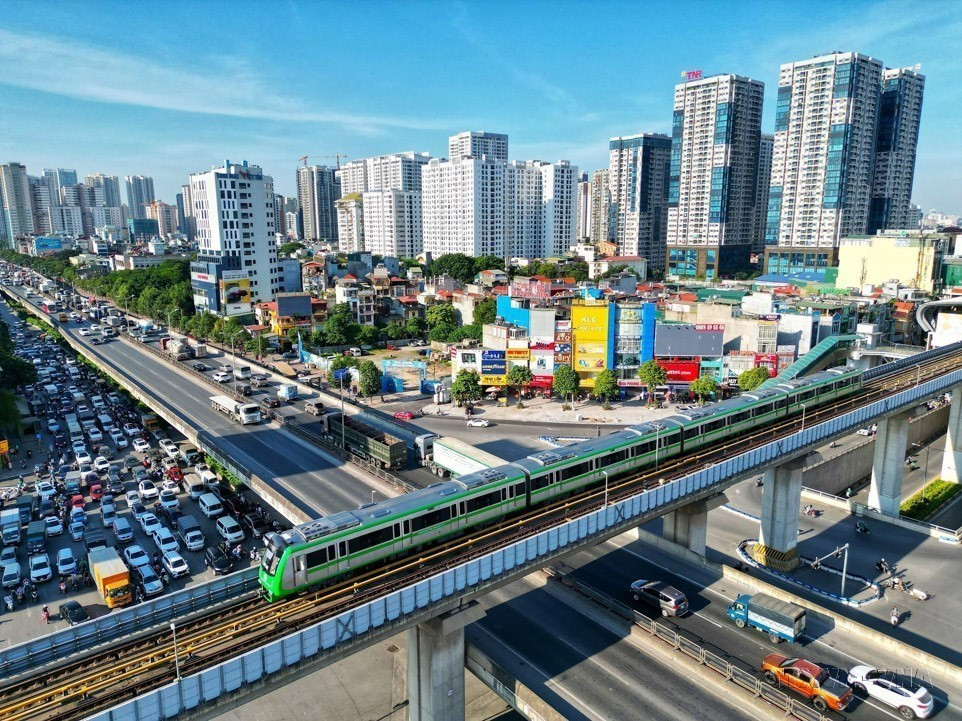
xmin=230 ymin=330 xmax=245 ymax=395
xmin=602 ymin=470 xmax=609 ymax=508
xmin=912 ymin=441 xmax=931 ymax=501
xmin=170 ymin=621 xmax=183 ymax=710
xmin=800 ymin=402 xmax=807 ymax=432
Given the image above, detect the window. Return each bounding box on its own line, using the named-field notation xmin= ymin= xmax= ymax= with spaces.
xmin=305 ymin=546 xmax=327 ymax=568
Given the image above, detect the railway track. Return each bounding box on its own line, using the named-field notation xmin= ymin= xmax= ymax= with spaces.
xmin=2 ymin=351 xmax=960 ymax=721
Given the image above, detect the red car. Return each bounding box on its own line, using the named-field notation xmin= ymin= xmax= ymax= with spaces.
xmin=70 ymin=495 xmax=85 ymax=509
xmin=393 ymin=411 xmax=414 ymax=420
xmin=166 ymin=467 xmax=184 ymax=482
xmin=89 ymin=483 xmax=104 ymax=500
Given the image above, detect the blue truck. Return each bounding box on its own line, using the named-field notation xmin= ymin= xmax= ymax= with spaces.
xmin=727 ymin=593 xmax=806 ymax=644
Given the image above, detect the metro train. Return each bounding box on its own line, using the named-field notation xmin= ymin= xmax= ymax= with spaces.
xmin=259 ymin=367 xmax=863 ymax=601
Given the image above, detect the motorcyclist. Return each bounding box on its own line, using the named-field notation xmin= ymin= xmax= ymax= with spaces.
xmin=855 ymin=520 xmax=868 ymax=534
xmin=890 ymin=605 xmax=900 ymax=626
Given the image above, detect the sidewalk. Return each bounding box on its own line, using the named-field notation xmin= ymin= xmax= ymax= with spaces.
xmin=416 ymin=395 xmax=687 ymax=426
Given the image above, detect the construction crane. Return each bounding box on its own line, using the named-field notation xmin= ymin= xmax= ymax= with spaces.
xmin=298 ymin=154 xmax=349 ymax=169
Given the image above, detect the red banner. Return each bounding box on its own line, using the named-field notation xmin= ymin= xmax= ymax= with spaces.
xmin=657 ymin=361 xmax=700 ymax=382
xmin=529 ymin=375 xmax=554 ymax=388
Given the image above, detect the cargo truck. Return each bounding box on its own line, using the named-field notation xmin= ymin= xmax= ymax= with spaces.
xmin=137 ymin=319 xmax=154 ymax=334
xmin=210 ymin=395 xmax=262 ymax=424
xmin=16 ymin=494 xmax=35 ymax=525
xmin=728 ymin=593 xmax=806 ymax=644
xmin=88 ymin=546 xmax=132 ymax=607
xmin=161 ymin=337 xmax=192 ymax=361
xmin=277 ymin=383 xmax=299 ymax=401
xmin=321 ymin=412 xmax=407 ymax=469
xmin=26 ymin=520 xmax=47 ymax=554
xmin=191 ymin=342 xmax=207 ymax=358
xmin=416 ymin=435 xmax=505 ymax=478
xmin=1 ymin=508 xmax=21 ymax=546
xmin=104 ymin=316 xmax=125 ymax=329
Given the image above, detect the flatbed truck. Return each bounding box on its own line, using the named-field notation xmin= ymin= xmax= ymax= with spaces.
xmin=321 ymin=412 xmax=408 ymax=469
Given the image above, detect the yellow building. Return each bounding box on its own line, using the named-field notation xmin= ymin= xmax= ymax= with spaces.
xmin=836 ymin=231 xmax=945 ymax=294
xmin=571 ymin=301 xmax=612 ymax=388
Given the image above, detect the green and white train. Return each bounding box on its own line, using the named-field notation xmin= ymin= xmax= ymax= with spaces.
xmin=259 ymin=367 xmax=862 ymax=601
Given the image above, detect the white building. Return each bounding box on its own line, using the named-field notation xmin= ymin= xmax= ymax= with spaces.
xmin=43 ymin=168 xmax=77 ymax=205
xmin=666 ymin=73 xmax=764 ymax=279
xmin=0 ymin=163 xmax=35 ymax=242
xmin=296 ymin=165 xmax=339 ymax=242
xmin=448 ymin=131 xmax=508 ymax=162
xmin=868 ymin=66 xmax=925 ymax=233
xmin=146 ymin=200 xmax=178 ymax=236
xmin=362 ymin=189 xmax=423 ymax=258
xmin=753 ymin=134 xmax=774 ymax=253
xmin=589 ymin=169 xmax=610 ymax=243
xmin=338 ymin=152 xmax=431 ymax=195
xmin=190 ymin=160 xmax=279 ymax=303
xmin=51 ymin=206 xmax=84 ymax=236
xmin=125 ymin=175 xmax=155 ymax=219
xmin=765 ymin=52 xmax=883 ymax=275
xmin=533 ymin=160 xmax=578 ymax=258
xmin=85 ymin=174 xmax=122 ymax=207
xmin=576 ymin=173 xmax=590 ymax=240
xmin=335 ymin=193 xmax=364 ymax=253
xmin=28 ymin=175 xmax=53 ymax=235
xmin=608 ymin=133 xmax=672 ymax=267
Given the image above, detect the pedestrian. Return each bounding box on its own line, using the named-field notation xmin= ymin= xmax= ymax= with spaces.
xmin=41 ymin=605 xmax=49 ymax=624
xmin=845 ymin=487 xmax=853 ymax=499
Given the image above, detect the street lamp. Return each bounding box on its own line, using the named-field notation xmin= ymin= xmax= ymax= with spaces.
xmin=602 ymin=470 xmax=609 ymax=508
xmin=800 ymin=402 xmax=807 ymax=432
xmin=230 ymin=330 xmax=245 ymax=395
xmin=170 ymin=621 xmax=183 ymax=711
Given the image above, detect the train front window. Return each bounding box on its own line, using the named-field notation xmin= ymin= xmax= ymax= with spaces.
xmin=262 ymin=534 xmax=288 ymax=576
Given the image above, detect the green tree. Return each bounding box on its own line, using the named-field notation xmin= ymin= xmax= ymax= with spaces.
xmin=385 ymin=321 xmax=406 ymax=340
xmin=506 ymin=365 xmax=533 ymax=401
xmin=406 ymin=316 xmax=427 ymax=337
xmin=0 ymin=355 xmax=37 ymax=390
xmin=552 ymin=365 xmax=580 ymax=403
xmin=637 ymin=360 xmax=667 ymax=406
xmin=244 ymin=335 xmax=268 ymax=357
xmin=449 ymin=324 xmax=481 ymax=342
xmin=310 ymin=329 xmax=326 ymax=347
xmin=451 ymin=370 xmax=482 ymax=403
xmin=357 ymin=360 xmax=382 ymax=398
xmin=426 ymin=302 xmax=457 ymax=328
xmin=473 ymin=255 xmax=505 ymax=274
xmin=323 ymin=313 xmax=354 ymax=346
xmin=597 ymin=264 xmax=640 ymax=280
xmin=689 ymin=375 xmax=719 ymax=404
xmin=329 ymin=355 xmax=358 ymax=373
xmin=473 ymin=299 xmax=496 ymax=326
xmin=428 ymin=323 xmax=456 ymax=343
xmin=738 ymin=366 xmax=771 ymax=392
xmin=0 ymin=391 xmax=21 ymax=433
xmin=592 ymin=369 xmax=619 ymax=401
xmin=278 ymin=241 xmax=305 ymax=258
xmin=429 ymin=254 xmax=476 ymax=283
xmin=356 ymin=325 xmax=380 ymax=346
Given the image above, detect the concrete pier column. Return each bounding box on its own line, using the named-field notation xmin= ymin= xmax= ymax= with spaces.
xmin=407 ymin=602 xmax=485 ymax=721
xmin=941 ymin=386 xmax=962 ymax=484
xmin=661 ymin=494 xmax=728 ymax=556
xmin=868 ymin=411 xmax=912 ymax=516
xmin=754 ymin=457 xmax=806 ymax=571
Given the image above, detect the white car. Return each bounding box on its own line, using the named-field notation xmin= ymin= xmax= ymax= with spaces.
xmin=123 ymin=544 xmax=151 ymax=570
xmin=160 ymin=440 xmax=180 ymax=459
xmin=162 ymin=551 xmax=190 ymax=579
xmin=110 ymin=429 xmax=128 ymax=448
xmin=44 ymin=516 xmax=64 ymax=536
xmin=37 ymin=480 xmax=57 ymax=501
xmin=75 ymin=450 xmax=92 ymax=465
xmin=124 ymin=490 xmax=141 ymax=508
xmin=212 ymin=371 xmax=232 ymax=383
xmin=159 ymin=489 xmax=179 ymax=511
xmin=218 ymin=364 xmax=233 ymax=373
xmin=79 ymin=328 xmax=90 ymax=337
xmin=87 ymin=427 xmax=103 ymax=443
xmin=139 ymin=512 xmax=162 ymax=537
xmin=152 ymin=527 xmax=180 ymax=553
xmin=29 ymin=553 xmax=52 ymax=583
xmin=56 ymin=548 xmax=77 ymax=576
xmin=89 ymin=323 xmax=100 ymax=331
xmin=216 ymin=516 xmax=245 ymax=544
xmin=138 ymin=480 xmax=159 ymax=502
xmin=71 ymin=440 xmax=87 ymax=456
xmin=123 ymin=423 xmax=141 ymax=437
xmin=847 ymin=666 xmax=933 ymax=719
xmin=466 ymin=418 xmax=490 ymax=428
xmin=132 ymin=437 xmax=150 ymax=453
xmin=93 ymin=456 xmax=111 ymax=473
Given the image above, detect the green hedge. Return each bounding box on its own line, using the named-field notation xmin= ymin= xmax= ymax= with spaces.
xmin=900 ymin=478 xmax=962 ymax=520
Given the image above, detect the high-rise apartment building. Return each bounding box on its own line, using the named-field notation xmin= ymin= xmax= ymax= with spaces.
xmin=868 ymin=66 xmax=925 ymax=233
xmin=448 ymin=131 xmax=508 ymax=162
xmin=189 ymin=160 xmax=278 ymax=314
xmin=27 ymin=176 xmax=53 ymax=235
xmin=666 ymin=74 xmax=764 ymax=278
xmin=0 ymin=163 xmax=35 ymax=243
xmin=362 ymin=190 xmax=424 ymax=258
xmin=339 ymin=152 xmax=431 ymax=195
xmin=85 ymin=174 xmax=122 ymax=207
xmin=296 ymin=165 xmax=339 ymax=242
xmin=589 ymin=169 xmax=611 ymax=243
xmin=146 ymin=200 xmax=178 ymax=236
xmin=753 ymin=134 xmax=774 ymax=253
xmin=608 ymin=134 xmax=672 ymax=268
xmin=178 ymin=183 xmax=196 ymax=240
xmin=273 ymin=193 xmax=287 ymax=237
xmin=43 ymin=168 xmax=78 ymax=205
xmin=576 ymin=172 xmax=591 ymax=240
xmin=125 ymin=175 xmax=156 ymax=219
xmin=524 ymin=160 xmax=579 ymax=258
xmin=335 ymin=193 xmax=364 ymax=253
xmin=765 ymin=52 xmax=883 ymax=276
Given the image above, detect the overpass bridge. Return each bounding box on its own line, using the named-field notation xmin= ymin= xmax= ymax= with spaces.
xmin=3 ymin=341 xmax=962 ymax=721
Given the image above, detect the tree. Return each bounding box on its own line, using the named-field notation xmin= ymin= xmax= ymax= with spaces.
xmin=592 ymin=369 xmax=619 ymax=401
xmin=428 ymin=323 xmax=456 ymax=343
xmin=406 ymin=316 xmax=427 ymax=337
xmin=597 ymin=264 xmax=640 ymax=281
xmin=473 ymin=255 xmax=505 ymax=274
xmin=356 ymin=325 xmax=380 ymax=346
xmin=278 ymin=241 xmax=305 ymax=258
xmin=0 ymin=355 xmax=37 ymax=390
xmin=451 ymin=370 xmax=482 ymax=403
xmin=323 ymin=313 xmax=353 ymax=346
xmin=738 ymin=367 xmax=771 ymax=392
xmin=429 ymin=254 xmax=476 ymax=283
xmin=426 ymin=302 xmax=457 ymax=328
xmin=385 ymin=321 xmax=406 ymax=340
xmin=329 ymin=355 xmax=358 ymax=373
xmin=449 ymin=324 xmax=481 ymax=342
xmin=0 ymin=391 xmax=20 ymax=433
xmin=244 ymin=335 xmax=268 ymax=357
xmin=506 ymin=365 xmax=533 ymax=400
xmin=473 ymin=298 xmax=496 ymax=326
xmin=357 ymin=360 xmax=382 ymax=398
xmin=689 ymin=376 xmax=719 ymax=405
xmin=637 ymin=360 xmax=667 ymax=406
xmin=553 ymin=365 xmax=580 ymax=403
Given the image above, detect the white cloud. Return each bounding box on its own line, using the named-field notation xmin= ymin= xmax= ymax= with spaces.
xmin=0 ymin=29 xmax=453 ymax=132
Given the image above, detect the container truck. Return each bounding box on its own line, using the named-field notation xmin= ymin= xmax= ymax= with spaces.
xmin=727 ymin=593 xmax=806 ymax=644
xmin=88 ymin=546 xmax=132 ymax=607
xmin=321 ymin=412 xmax=408 ymax=469
xmin=418 ymin=436 xmax=506 ymax=478
xmin=1 ymin=508 xmax=21 ymax=546
xmin=104 ymin=316 xmax=125 ymax=329
xmin=26 ymin=520 xmax=47 ymax=554
xmin=190 ymin=342 xmax=207 ymax=358
xmin=210 ymin=395 xmax=262 ymax=424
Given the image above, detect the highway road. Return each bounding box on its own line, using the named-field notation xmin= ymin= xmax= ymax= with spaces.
xmin=4 ymin=287 xmax=397 ymax=517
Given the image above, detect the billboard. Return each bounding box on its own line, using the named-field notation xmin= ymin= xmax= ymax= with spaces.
xmin=572 ymin=305 xmax=610 ymax=372
xmin=657 ymin=361 xmax=700 ymax=382
xmin=33 ymin=236 xmax=62 ymax=256
xmin=506 ymin=349 xmax=529 ymax=360
xmin=481 ymin=374 xmax=506 ymax=386
xmin=654 ymin=324 xmax=724 ymax=358
xmin=220 ymin=271 xmax=251 ymax=316
xmin=481 ymin=350 xmax=506 ymax=374
xmin=530 ymin=351 xmax=554 ymax=375
xmin=530 ymin=375 xmax=554 ymax=388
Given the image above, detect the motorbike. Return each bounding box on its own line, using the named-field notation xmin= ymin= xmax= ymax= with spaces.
xmin=803 ymin=505 xmax=818 ymax=518
xmin=891 ymin=607 xmax=900 ymax=627
xmin=3 ymin=595 xmax=13 ymax=612
xmin=855 ymin=521 xmax=870 ymax=536
xmin=754 ymin=476 xmax=763 ymax=487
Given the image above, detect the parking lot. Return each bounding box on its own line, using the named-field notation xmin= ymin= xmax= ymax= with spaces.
xmin=0 ymin=302 xmax=285 ymax=648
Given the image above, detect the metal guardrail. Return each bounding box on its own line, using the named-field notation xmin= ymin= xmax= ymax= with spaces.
xmin=0 ymin=568 xmax=259 ymax=678
xmin=862 ymin=339 xmax=962 ymax=381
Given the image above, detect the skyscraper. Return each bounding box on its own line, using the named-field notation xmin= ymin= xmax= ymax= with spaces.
xmin=125 ymin=175 xmax=156 ymax=219
xmin=146 ymin=200 xmax=177 ymax=236
xmin=608 ymin=133 xmax=672 ymax=268
xmin=448 ymin=131 xmax=509 ymax=162
xmin=576 ymin=172 xmax=591 ymax=241
xmin=338 ymin=152 xmax=431 ymax=195
xmin=588 ymin=169 xmax=611 ymax=243
xmin=178 ymin=183 xmax=196 ymax=240
xmin=753 ymin=134 xmax=774 ymax=254
xmin=868 ymin=66 xmax=925 ymax=233
xmin=335 ymin=193 xmax=364 ymax=253
xmin=43 ymin=168 xmax=78 ymax=205
xmin=362 ymin=190 xmax=423 ymax=258
xmin=765 ymin=52 xmax=883 ymax=276
xmin=85 ymin=174 xmax=122 ymax=207
xmin=666 ymin=74 xmax=764 ymax=278
xmin=296 ymin=165 xmax=339 ymax=242
xmin=28 ymin=175 xmax=53 ymax=235
xmin=0 ymin=163 xmax=34 ymax=243
xmin=273 ymin=193 xmax=287 ymax=237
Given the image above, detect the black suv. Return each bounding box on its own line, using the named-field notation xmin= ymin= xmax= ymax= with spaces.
xmin=261 ymin=396 xmax=280 ymax=410
xmin=241 ymin=513 xmax=270 ymax=538
xmin=204 ymin=546 xmax=232 ymax=575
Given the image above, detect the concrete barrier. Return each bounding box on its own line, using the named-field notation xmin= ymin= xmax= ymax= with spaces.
xmin=465 ymin=643 xmax=564 ymax=721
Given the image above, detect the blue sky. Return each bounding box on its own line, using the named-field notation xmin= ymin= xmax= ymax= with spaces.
xmin=1 ymin=0 xmax=959 ymax=213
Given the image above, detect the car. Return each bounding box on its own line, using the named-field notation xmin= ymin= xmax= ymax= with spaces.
xmin=59 ymin=600 xmax=90 ymax=626
xmin=87 ymin=427 xmax=103 ymax=443
xmin=135 ymin=565 xmax=164 ymax=597
xmin=70 ymin=494 xmax=85 ymax=510
xmin=89 ymin=323 xmax=100 ymax=331
xmin=160 ymin=439 xmax=180 ymax=459
xmin=123 ymin=423 xmax=142 ymax=437
xmin=393 ymin=411 xmax=414 ymax=420
xmin=162 ymin=551 xmax=190 ymax=578
xmin=110 ymin=430 xmax=128 ymax=448
xmin=161 ymin=478 xmax=180 ymax=493
xmin=218 ymin=364 xmax=233 ymax=373
xmin=29 ymin=553 xmax=53 ymax=583
xmin=139 ymin=512 xmax=162 ymax=536
xmin=212 ymin=371 xmax=231 ymax=383
xmin=204 ymin=545 xmax=231 ymax=575
xmin=0 ymin=546 xmax=17 ymax=568
xmin=152 ymin=526 xmax=180 ymax=553
xmin=46 ymin=418 xmax=60 ymax=433
xmin=37 ymin=480 xmax=56 ymax=501
xmin=466 ymin=418 xmax=490 ymax=428
xmin=132 ymin=437 xmax=150 ymax=453
xmin=138 ymin=479 xmax=159 ymax=501
xmin=857 ymin=426 xmax=877 ymax=436
xmin=44 ymin=515 xmax=64 ymax=537
xmin=846 ymin=666 xmax=933 ymax=719
xmin=2 ymin=561 xmax=21 ymax=589
xmin=162 ymin=506 xmax=185 ymax=529
xmin=101 ymin=500 xmax=118 ymax=524
xmin=112 ymin=517 xmax=134 ymax=544
xmin=628 ymin=579 xmax=689 ymax=617
xmin=71 ymin=440 xmax=87 ymax=455
xmin=129 ymin=501 xmax=148 ymax=521
xmin=161 ymin=456 xmax=179 ymax=471
xmin=69 ymin=521 xmax=85 ymax=542
xmin=762 ymin=655 xmax=853 ymax=712
xmin=80 ymin=465 xmax=99 ymax=484
xmin=124 ymin=490 xmax=141 ymax=508
xmin=38 ymin=499 xmax=55 ymax=519
xmin=241 ymin=513 xmax=271 ymax=538
xmin=182 ymin=447 xmax=202 ymax=465
xmin=260 ymin=396 xmax=280 ymax=410
xmin=79 ymin=328 xmax=90 ymax=337
xmin=75 ymin=450 xmax=92 ymax=465
xmin=56 ymin=547 xmax=77 ymax=576
xmin=166 ymin=467 xmax=185 ymax=485
xmin=133 ymin=466 xmax=149 ymax=484
xmin=216 ymin=515 xmax=245 ymax=543
xmin=159 ymin=488 xmax=180 ymax=511
xmin=89 ymin=483 xmax=104 ymax=500
xmin=191 ymin=362 xmax=209 ymax=372
xmin=107 ymin=475 xmax=125 ymax=496
xmin=90 ymin=337 xmax=102 ymax=345
xmin=93 ymin=456 xmax=111 ymax=473
xmin=123 ymin=544 xmax=151 ymax=570
xmin=281 ymin=351 xmax=298 ymax=360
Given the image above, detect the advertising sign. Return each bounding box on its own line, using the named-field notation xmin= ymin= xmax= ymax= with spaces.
xmin=617 ymin=378 xmax=644 ymax=387
xmin=530 ymin=375 xmax=554 ymax=388
xmin=657 ymin=361 xmax=700 ymax=382
xmin=654 ymin=324 xmax=724 ymax=358
xmin=481 ymin=374 xmax=506 ymax=386
xmin=481 ymin=350 xmax=506 ymax=361
xmin=506 ymin=349 xmax=529 ymax=360
xmin=530 ymin=352 xmax=554 ymax=375
xmin=572 ymin=305 xmax=610 ymax=372
xmin=220 ymin=271 xmax=251 ymax=316
xmin=530 ymin=340 xmax=555 ymax=351
xmin=456 ymin=350 xmax=480 ymax=368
